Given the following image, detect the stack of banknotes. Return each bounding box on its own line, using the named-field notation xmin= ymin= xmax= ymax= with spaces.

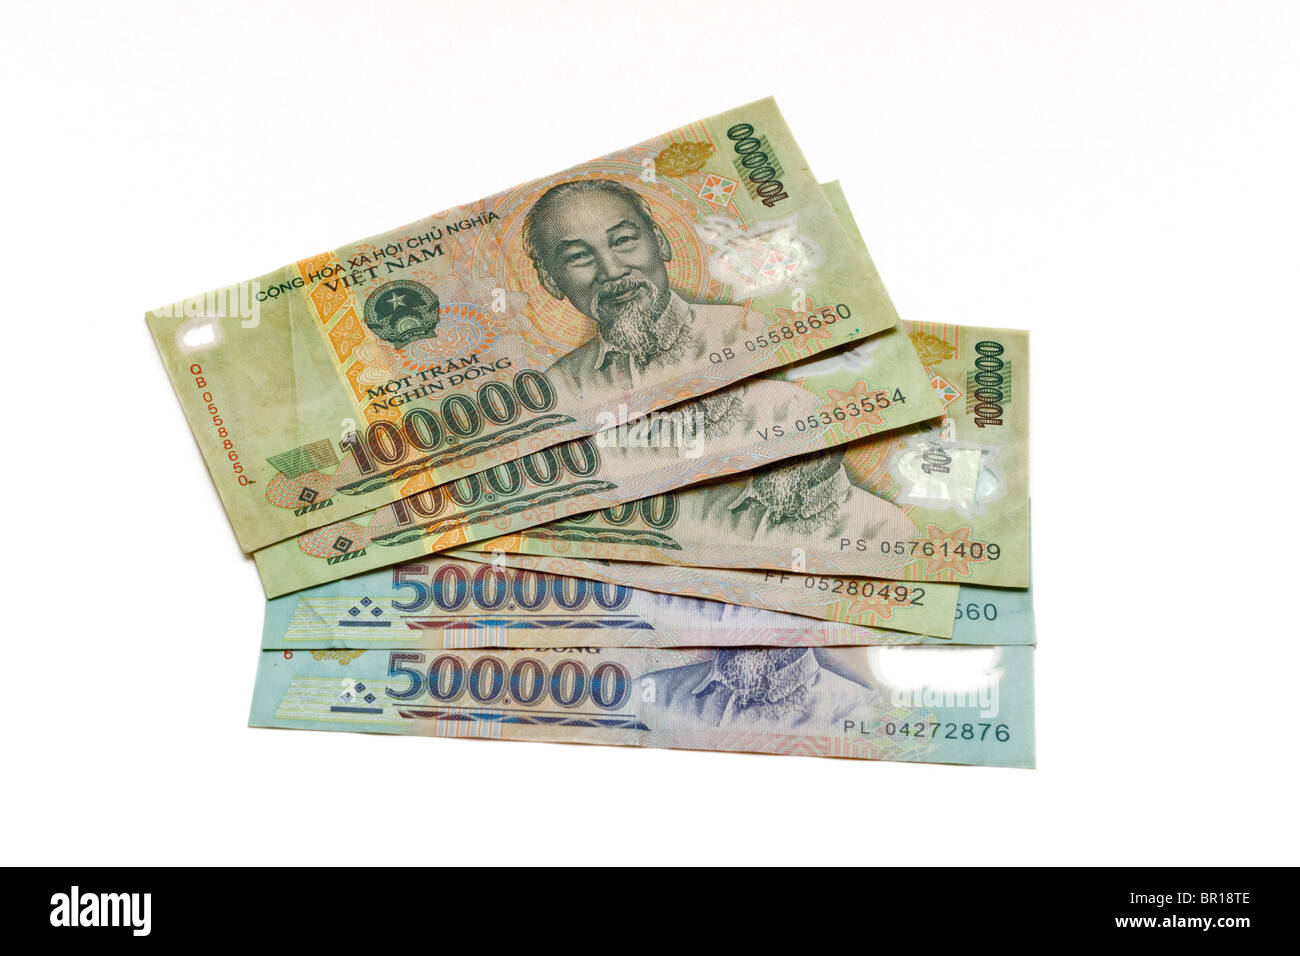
xmin=148 ymin=98 xmax=1034 ymax=768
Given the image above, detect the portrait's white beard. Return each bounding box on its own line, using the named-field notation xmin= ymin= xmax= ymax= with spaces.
xmin=750 ymin=453 xmax=846 ymax=532
xmin=593 ymin=277 xmax=669 ymax=366
xmin=716 ymin=649 xmax=810 ymax=709
xmin=677 ymin=388 xmax=741 ymax=443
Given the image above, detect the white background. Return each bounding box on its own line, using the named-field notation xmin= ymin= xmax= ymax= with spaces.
xmin=3 ymin=1 xmax=1297 ymax=865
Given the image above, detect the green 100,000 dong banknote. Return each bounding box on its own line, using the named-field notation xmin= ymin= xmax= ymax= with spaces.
xmin=249 ymin=644 xmax=1034 ymax=767
xmin=149 ymin=99 xmax=904 ymax=552
xmin=260 ymin=555 xmax=1020 ymax=648
xmin=474 ymin=320 xmax=1029 ymax=588
xmin=467 ymin=184 xmax=1029 ymax=588
xmin=253 ymin=323 xmax=942 ymax=596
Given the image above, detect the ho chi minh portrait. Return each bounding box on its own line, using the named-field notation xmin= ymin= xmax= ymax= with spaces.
xmin=686 ymin=446 xmax=919 ymax=548
xmin=523 ymin=179 xmax=763 ymax=395
xmin=640 ymin=648 xmax=881 ymax=730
